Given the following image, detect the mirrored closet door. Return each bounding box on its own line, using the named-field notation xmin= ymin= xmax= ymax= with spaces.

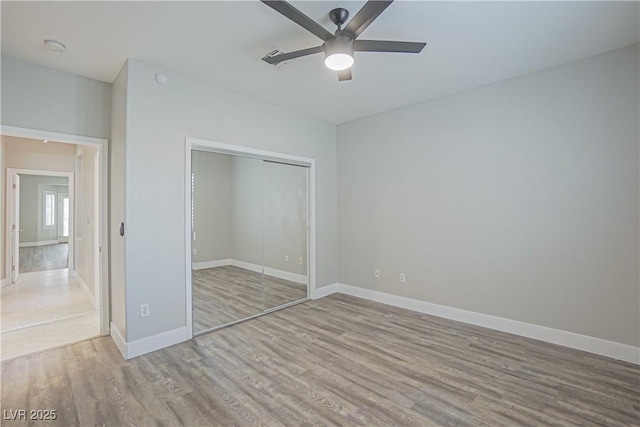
xmin=191 ymin=150 xmax=309 ymax=335
xmin=262 ymin=161 xmax=308 ymax=311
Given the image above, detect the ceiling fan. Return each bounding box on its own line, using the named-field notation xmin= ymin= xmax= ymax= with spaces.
xmin=261 ymin=0 xmax=426 ymax=81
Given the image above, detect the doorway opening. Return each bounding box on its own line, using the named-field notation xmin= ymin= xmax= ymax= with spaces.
xmin=1 ymin=128 xmax=108 ymax=361
xmin=13 ymin=172 xmax=71 ymax=275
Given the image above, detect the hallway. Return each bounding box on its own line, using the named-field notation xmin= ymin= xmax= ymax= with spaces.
xmin=1 ymin=268 xmax=99 ymax=360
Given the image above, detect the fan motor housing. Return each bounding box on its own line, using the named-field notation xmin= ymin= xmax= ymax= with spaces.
xmin=329 ymin=8 xmax=349 ymax=27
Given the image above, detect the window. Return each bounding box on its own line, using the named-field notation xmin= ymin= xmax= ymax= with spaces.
xmin=61 ymin=196 xmax=69 ymax=237
xmin=43 ymin=191 xmax=56 ymax=229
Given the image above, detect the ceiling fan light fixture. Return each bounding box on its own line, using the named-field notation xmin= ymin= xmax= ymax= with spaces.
xmin=325 ymin=53 xmax=354 ymax=71
xmin=324 ymin=35 xmax=354 ymax=71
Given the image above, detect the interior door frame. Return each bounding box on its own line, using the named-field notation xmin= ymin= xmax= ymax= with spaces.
xmin=6 ymin=168 xmax=74 ymax=279
xmin=1 ymin=125 xmax=110 ymax=335
xmin=184 ymin=137 xmax=317 ymax=338
xmin=10 ymin=173 xmax=20 ymax=283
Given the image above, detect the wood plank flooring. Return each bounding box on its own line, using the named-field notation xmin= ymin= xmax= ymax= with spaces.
xmin=19 ymin=243 xmax=68 ymax=273
xmin=192 ymin=266 xmax=307 ymax=333
xmin=1 ymin=294 xmax=639 ymax=426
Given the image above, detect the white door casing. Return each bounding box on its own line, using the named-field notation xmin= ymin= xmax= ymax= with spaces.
xmin=11 ymin=173 xmax=20 ymax=283
xmin=2 ymin=125 xmax=109 ymax=336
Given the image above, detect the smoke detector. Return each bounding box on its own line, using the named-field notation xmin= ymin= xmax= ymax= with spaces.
xmin=43 ymin=39 xmax=66 ymax=53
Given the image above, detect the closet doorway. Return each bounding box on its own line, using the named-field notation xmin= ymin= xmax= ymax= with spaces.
xmin=185 ymin=138 xmax=316 ymax=336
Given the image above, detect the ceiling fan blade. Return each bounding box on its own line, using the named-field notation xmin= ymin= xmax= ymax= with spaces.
xmin=354 ymin=40 xmax=426 ymax=53
xmin=337 ymin=69 xmax=352 ymax=81
xmin=261 ymin=1 xmax=333 ymax=41
xmin=342 ymin=1 xmax=393 ymax=39
xmin=262 ymin=46 xmax=324 ymax=65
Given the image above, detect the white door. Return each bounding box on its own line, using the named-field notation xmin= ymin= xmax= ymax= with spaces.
xmin=58 ymin=193 xmax=69 ymax=243
xmin=11 ymin=173 xmax=20 ymax=283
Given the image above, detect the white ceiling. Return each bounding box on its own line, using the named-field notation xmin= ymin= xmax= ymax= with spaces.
xmin=2 ymin=1 xmax=638 ymax=124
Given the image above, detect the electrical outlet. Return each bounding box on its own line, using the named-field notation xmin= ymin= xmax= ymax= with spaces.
xmin=285 ymin=254 xmax=289 ymax=262
xmin=299 ymin=257 xmax=303 ymax=265
xmin=374 ymin=269 xmax=380 ymax=278
xmin=140 ymin=303 xmax=150 ymax=318
xmin=192 ymin=248 xmax=197 ymax=255
xmin=400 ymin=273 xmax=406 ymax=283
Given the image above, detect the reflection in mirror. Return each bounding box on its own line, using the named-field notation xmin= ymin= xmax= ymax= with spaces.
xmin=262 ymin=161 xmax=308 ymax=310
xmin=191 ymin=151 xmax=263 ymax=333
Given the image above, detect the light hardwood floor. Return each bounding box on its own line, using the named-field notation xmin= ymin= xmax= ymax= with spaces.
xmin=1 ymin=269 xmax=100 ymax=361
xmin=192 ymin=265 xmax=307 ymax=332
xmin=1 ymin=294 xmax=638 ymax=426
xmin=19 ymin=243 xmax=68 ymax=273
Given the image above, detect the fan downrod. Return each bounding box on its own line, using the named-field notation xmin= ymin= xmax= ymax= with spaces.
xmin=329 ymin=8 xmax=349 ymax=28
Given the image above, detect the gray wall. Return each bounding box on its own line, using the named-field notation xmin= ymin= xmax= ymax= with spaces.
xmin=75 ymin=145 xmax=99 ymax=304
xmin=110 ymin=62 xmax=128 ymax=339
xmin=263 ymin=161 xmax=307 ymax=276
xmin=337 ymin=45 xmax=640 ymax=347
xmin=192 ymin=151 xmax=233 ymax=263
xmin=124 ymin=59 xmax=337 ymax=341
xmin=230 ymin=156 xmax=263 ymax=266
xmin=1 ymin=56 xmax=111 ymax=139
xmin=18 ymin=175 xmax=68 ymax=244
xmin=192 ymin=153 xmax=308 ymax=277
xmin=1 ymin=56 xmax=110 ymax=282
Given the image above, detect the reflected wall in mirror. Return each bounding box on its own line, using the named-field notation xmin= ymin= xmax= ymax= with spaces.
xmin=191 ymin=151 xmax=263 ymax=333
xmin=263 ymin=161 xmax=308 ymax=310
xmin=191 ymin=150 xmax=310 ymax=335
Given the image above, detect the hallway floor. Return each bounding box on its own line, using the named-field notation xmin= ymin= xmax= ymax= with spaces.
xmin=1 ymin=268 xmax=99 ymax=361
xmin=19 ymin=243 xmax=68 ymax=273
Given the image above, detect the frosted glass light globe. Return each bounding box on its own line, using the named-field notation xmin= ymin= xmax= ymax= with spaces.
xmin=324 ymin=53 xmax=354 ymax=71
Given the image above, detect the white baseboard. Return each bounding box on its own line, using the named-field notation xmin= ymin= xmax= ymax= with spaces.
xmin=230 ymin=259 xmax=263 ymax=273
xmin=74 ymin=272 xmax=97 ymax=309
xmin=193 ymin=259 xmax=307 ymax=284
xmin=312 ymin=283 xmax=340 ymax=299
xmin=192 ymin=259 xmax=232 ymax=270
xmin=318 ymin=283 xmax=639 ymax=365
xmin=127 ymin=326 xmax=190 ymax=359
xmin=110 ymin=322 xmax=190 ymax=359
xmin=19 ymin=240 xmax=60 ymax=248
xmin=1 ymin=278 xmax=10 ymax=288
xmin=110 ymin=322 xmax=127 ymax=358
xmin=264 ymin=267 xmax=307 ymax=285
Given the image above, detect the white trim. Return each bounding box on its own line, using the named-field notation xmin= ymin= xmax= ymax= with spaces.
xmin=1 ymin=278 xmax=9 ymax=288
xmin=187 ymin=137 xmax=314 ymax=167
xmin=334 ymin=283 xmax=640 ymax=365
xmin=192 ymin=259 xmax=308 ymax=284
xmin=185 ymin=137 xmax=317 ymax=338
xmin=6 ymin=168 xmax=74 ymax=284
xmin=312 ymin=283 xmax=340 ymax=299
xmin=192 ymin=259 xmax=232 ymax=270
xmin=263 ymin=267 xmax=307 ymax=285
xmin=19 ymin=240 xmax=60 ymax=247
xmin=110 ymin=323 xmax=189 ymax=360
xmin=1 ymin=125 xmax=107 ymax=146
xmin=1 ymin=126 xmax=110 ymax=337
xmin=74 ymin=271 xmax=97 ymax=309
xmin=110 ymin=322 xmax=127 ymax=358
xmin=230 ymin=259 xmax=263 ymax=274
xmin=185 ymin=146 xmax=193 ymax=338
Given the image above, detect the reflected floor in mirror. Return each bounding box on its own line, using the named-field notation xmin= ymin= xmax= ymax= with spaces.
xmin=192 ymin=265 xmax=307 ymax=332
